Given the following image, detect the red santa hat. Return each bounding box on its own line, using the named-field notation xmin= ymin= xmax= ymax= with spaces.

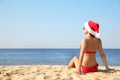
xmin=84 ymin=20 xmax=100 ymax=38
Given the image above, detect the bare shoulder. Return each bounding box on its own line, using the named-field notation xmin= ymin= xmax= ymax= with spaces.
xmin=81 ymin=38 xmax=88 ymax=46
xmin=96 ymin=38 xmax=102 ymax=43
xmin=82 ymin=38 xmax=88 ymax=43
xmin=96 ymin=38 xmax=103 ymax=50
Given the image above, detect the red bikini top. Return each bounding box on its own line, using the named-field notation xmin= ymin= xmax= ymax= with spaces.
xmin=80 ymin=45 xmax=96 ymax=54
xmin=84 ymin=51 xmax=96 ymax=54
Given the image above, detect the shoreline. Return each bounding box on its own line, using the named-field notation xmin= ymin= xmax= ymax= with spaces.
xmin=0 ymin=65 xmax=120 ymax=80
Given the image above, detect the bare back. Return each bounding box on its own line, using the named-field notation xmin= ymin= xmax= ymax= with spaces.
xmin=82 ymin=37 xmax=100 ymax=67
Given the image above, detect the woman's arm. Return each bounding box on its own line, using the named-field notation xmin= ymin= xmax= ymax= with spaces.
xmin=76 ymin=39 xmax=87 ymax=74
xmin=98 ymin=39 xmax=109 ymax=70
xmin=98 ymin=39 xmax=116 ymax=73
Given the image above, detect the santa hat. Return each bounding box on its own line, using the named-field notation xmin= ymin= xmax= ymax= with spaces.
xmin=84 ymin=20 xmax=100 ymax=38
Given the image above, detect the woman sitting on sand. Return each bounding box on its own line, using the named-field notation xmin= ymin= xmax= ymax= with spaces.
xmin=68 ymin=20 xmax=112 ymax=74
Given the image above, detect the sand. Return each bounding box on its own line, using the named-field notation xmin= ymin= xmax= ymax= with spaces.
xmin=0 ymin=65 xmax=120 ymax=80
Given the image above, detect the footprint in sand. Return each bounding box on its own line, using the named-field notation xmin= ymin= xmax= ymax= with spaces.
xmin=44 ymin=75 xmax=52 ymax=79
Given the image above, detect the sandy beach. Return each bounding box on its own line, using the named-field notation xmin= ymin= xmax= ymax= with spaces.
xmin=0 ymin=65 xmax=120 ymax=80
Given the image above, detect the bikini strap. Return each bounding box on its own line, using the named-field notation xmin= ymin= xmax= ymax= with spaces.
xmin=84 ymin=51 xmax=96 ymax=54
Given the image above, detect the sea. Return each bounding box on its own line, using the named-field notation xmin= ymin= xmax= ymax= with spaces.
xmin=0 ymin=49 xmax=120 ymax=66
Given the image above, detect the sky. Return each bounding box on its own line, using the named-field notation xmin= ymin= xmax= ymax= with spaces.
xmin=0 ymin=0 xmax=120 ymax=49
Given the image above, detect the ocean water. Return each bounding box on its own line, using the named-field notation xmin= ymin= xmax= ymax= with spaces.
xmin=0 ymin=49 xmax=120 ymax=66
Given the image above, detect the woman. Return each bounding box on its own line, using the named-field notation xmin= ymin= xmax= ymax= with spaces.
xmin=68 ymin=20 xmax=112 ymax=74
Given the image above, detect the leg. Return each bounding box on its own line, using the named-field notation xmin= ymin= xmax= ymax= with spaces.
xmin=68 ymin=56 xmax=79 ymax=69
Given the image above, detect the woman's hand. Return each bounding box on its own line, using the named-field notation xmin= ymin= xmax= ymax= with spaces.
xmin=106 ymin=68 xmax=116 ymax=73
xmin=75 ymin=69 xmax=82 ymax=74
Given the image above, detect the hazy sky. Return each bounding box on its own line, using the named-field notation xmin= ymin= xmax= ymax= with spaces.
xmin=0 ymin=0 xmax=120 ymax=48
